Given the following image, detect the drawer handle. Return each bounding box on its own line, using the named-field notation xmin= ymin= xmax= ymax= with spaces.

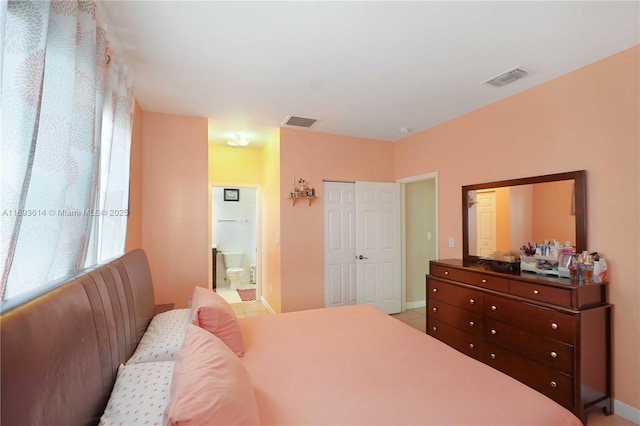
xmin=432 ymin=307 xmax=438 ymax=312
xmin=550 ymin=381 xmax=558 ymax=388
xmin=469 ymin=298 xmax=475 ymax=305
xmin=444 ymin=271 xmax=449 ymax=275
xmin=490 ymin=329 xmax=497 ymax=335
xmin=491 ymin=305 xmax=497 ymax=311
xmin=551 ymin=323 xmax=559 ymax=330
xmin=469 ymin=343 xmax=475 ymax=349
xmin=481 ymin=279 xmax=487 ymax=283
xmin=432 ymin=326 xmax=438 ymax=332
xmin=490 ymin=353 xmax=496 ymax=360
xmin=433 ymin=288 xmax=439 ymax=293
xmin=469 ymin=321 xmax=475 ymax=327
xmin=550 ymin=351 xmax=558 ymax=358
xmin=533 ymin=289 xmax=540 ymax=295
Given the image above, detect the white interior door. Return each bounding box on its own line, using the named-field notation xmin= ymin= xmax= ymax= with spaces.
xmin=477 ymin=191 xmax=497 ymax=258
xmin=323 ymin=182 xmax=356 ymax=307
xmin=355 ymin=182 xmax=401 ymax=314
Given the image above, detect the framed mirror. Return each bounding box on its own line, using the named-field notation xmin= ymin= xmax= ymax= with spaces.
xmin=462 ymin=170 xmax=586 ymax=263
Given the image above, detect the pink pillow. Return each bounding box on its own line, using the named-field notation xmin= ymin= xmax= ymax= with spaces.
xmin=190 ymin=286 xmax=244 ymax=356
xmin=164 ymin=324 xmax=260 ymax=426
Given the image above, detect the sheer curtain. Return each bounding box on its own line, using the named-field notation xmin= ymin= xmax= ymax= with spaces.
xmin=0 ymin=1 xmax=133 ymax=300
xmin=86 ymin=58 xmax=133 ymax=265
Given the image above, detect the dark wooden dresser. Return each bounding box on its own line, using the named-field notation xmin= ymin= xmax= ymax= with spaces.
xmin=427 ymin=259 xmax=611 ymax=425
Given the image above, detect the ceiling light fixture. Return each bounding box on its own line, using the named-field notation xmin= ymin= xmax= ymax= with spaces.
xmin=400 ymin=127 xmax=412 ymax=134
xmin=227 ymin=134 xmax=250 ymax=147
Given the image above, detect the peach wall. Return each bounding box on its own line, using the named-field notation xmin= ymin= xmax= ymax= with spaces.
xmin=509 ymin=185 xmax=534 ymax=252
xmin=532 ymin=180 xmax=575 ymax=245
xmin=208 ymin=145 xmax=263 ymax=184
xmin=395 ymin=46 xmax=639 ymax=410
xmin=141 ymin=111 xmax=209 ymax=308
xmin=261 ymin=131 xmax=281 ymax=312
xmin=279 ymin=128 xmax=395 ymax=312
xmin=125 ymin=100 xmax=143 ymax=252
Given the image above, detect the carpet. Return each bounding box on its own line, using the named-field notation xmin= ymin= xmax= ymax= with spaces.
xmin=237 ymin=289 xmax=256 ymax=302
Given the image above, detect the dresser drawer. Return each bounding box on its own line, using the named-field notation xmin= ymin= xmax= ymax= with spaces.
xmin=509 ymin=279 xmax=571 ymax=306
xmin=484 ymin=318 xmax=574 ymax=374
xmin=483 ymin=294 xmax=575 ymax=343
xmin=428 ymin=318 xmax=482 ymax=360
xmin=465 ymin=271 xmax=508 ymax=292
xmin=483 ymin=344 xmax=573 ymax=410
xmin=429 ymin=300 xmax=483 ymax=337
xmin=429 ymin=279 xmax=483 ymax=314
xmin=430 ymin=264 xmax=465 ymax=281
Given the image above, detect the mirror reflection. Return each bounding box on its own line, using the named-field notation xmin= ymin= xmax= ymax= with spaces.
xmin=467 ymin=180 xmax=576 ymax=258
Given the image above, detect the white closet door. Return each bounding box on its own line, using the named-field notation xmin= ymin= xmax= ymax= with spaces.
xmin=323 ymin=182 xmax=356 ymax=307
xmin=355 ymin=181 xmax=401 ymax=314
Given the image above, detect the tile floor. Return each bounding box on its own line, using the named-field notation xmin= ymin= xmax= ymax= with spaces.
xmin=215 ymin=283 xmax=258 ymax=304
xmin=229 ymin=300 xmax=271 ymax=318
xmin=390 ymin=306 xmax=427 ymax=332
xmin=391 ymin=307 xmax=637 ymax=426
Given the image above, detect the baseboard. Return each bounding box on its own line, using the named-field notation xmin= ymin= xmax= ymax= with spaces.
xmin=404 ymin=300 xmax=426 ymax=310
xmin=614 ymin=399 xmax=640 ymax=424
xmin=260 ymin=295 xmax=276 ymax=314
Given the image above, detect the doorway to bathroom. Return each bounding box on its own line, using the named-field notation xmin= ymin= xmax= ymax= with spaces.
xmin=211 ymin=185 xmax=260 ymax=304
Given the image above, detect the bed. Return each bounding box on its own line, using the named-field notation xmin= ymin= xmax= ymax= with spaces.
xmin=239 ymin=305 xmax=582 ymax=425
xmin=0 ymin=249 xmax=582 ymax=425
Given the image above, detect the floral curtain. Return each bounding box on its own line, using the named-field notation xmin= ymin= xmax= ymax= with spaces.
xmin=0 ymin=1 xmax=132 ymax=300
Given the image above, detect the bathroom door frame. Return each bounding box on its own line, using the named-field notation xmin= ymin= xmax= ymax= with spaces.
xmin=209 ymin=183 xmax=262 ymax=300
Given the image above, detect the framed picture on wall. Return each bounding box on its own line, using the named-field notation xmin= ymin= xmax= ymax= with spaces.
xmin=224 ymin=188 xmax=239 ymax=202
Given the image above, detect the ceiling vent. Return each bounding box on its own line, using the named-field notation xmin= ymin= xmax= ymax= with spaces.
xmin=482 ymin=67 xmax=529 ymax=88
xmin=282 ymin=115 xmax=320 ymax=128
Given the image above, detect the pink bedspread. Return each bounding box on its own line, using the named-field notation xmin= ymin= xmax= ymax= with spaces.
xmin=239 ymin=305 xmax=582 ymax=426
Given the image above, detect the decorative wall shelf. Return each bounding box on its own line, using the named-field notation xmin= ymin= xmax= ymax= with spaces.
xmin=289 ymin=177 xmax=316 ymax=206
xmin=289 ymin=195 xmax=316 ymax=206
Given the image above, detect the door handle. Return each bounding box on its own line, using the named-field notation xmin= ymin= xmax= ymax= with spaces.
xmin=358 ymin=255 xmax=368 ymax=260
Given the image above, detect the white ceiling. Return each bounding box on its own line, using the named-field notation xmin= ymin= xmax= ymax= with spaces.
xmin=99 ymin=1 xmax=639 ymax=147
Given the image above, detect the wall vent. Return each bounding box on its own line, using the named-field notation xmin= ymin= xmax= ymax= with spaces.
xmin=482 ymin=67 xmax=529 ymax=88
xmin=282 ymin=115 xmax=320 ymax=128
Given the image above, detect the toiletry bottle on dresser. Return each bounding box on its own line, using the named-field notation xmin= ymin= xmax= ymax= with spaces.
xmin=593 ymin=253 xmax=602 ymax=283
xmin=599 ymin=258 xmax=608 ymax=282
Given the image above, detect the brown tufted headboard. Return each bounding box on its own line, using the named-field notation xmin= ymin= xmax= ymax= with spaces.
xmin=1 ymin=249 xmax=155 ymax=426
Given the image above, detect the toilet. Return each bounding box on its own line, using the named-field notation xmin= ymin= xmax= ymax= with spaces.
xmin=222 ymin=252 xmax=244 ymax=290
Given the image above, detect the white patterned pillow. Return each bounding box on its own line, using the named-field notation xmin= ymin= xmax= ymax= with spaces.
xmin=127 ymin=309 xmax=190 ymax=364
xmin=99 ymin=361 xmax=174 ymax=426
